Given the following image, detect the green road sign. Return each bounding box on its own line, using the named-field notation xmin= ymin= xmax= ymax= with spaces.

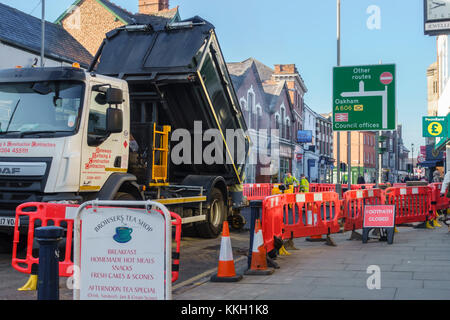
xmin=422 ymin=116 xmax=447 ymax=138
xmin=333 ymin=64 xmax=396 ymax=131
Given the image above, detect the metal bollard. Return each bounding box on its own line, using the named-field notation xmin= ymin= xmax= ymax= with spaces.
xmin=35 ymin=226 xmax=63 ymax=300
xmin=247 ymin=200 xmax=262 ymax=269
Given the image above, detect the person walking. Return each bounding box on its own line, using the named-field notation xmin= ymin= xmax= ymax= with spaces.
xmin=441 ymin=171 xmax=450 ymax=196
xmin=433 ymin=170 xmax=442 ymax=183
xmin=440 ymin=170 xmax=450 ymax=231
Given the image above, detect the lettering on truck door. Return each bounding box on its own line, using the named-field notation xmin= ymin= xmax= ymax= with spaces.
xmin=80 ymin=84 xmax=129 ymax=192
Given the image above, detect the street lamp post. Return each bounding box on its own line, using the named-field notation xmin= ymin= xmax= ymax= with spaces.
xmin=411 ymin=143 xmax=414 ymax=178
xmin=41 ymin=0 xmax=45 ymax=67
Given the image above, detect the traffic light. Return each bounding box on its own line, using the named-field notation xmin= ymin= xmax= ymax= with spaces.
xmin=340 ymin=163 xmax=347 ymax=172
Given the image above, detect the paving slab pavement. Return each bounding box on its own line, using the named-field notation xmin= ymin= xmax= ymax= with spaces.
xmin=173 ymin=225 xmax=450 ymax=300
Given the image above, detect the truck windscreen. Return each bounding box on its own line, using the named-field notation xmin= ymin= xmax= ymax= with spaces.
xmin=0 ymin=81 xmax=84 ymax=137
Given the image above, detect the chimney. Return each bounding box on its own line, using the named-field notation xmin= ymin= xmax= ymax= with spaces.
xmin=274 ymin=64 xmax=297 ymax=75
xmin=139 ymin=0 xmax=169 ymax=15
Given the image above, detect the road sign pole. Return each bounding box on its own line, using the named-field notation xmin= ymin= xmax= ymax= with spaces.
xmin=335 ymin=0 xmax=342 ymax=196
xmin=347 ymin=131 xmax=351 ymax=188
xmin=375 ymin=131 xmax=380 ymax=186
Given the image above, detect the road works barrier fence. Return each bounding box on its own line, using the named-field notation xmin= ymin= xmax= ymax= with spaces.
xmin=12 ymin=202 xmax=182 ymax=283
xmin=429 ymin=182 xmax=449 ymax=214
xmin=243 ymin=183 xmax=273 ymax=200
xmin=309 ymin=184 xmax=336 ymax=192
xmin=343 ymin=189 xmax=385 ymax=232
xmin=384 ymin=186 xmax=433 ymax=224
xmin=244 ymin=183 xmax=393 ymax=201
xmin=261 ymin=192 xmax=341 ymax=254
xmin=261 ymin=185 xmax=442 ymax=252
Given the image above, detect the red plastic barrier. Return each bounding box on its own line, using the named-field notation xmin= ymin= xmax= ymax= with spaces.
xmin=261 ymin=195 xmax=285 ymax=254
xmin=243 ymin=183 xmax=273 ymax=200
xmin=393 ymin=183 xmax=406 ymax=188
xmin=312 ymin=184 xmax=336 ymax=192
xmin=12 ymin=202 xmax=76 ymax=277
xmin=281 ymin=192 xmax=341 ymax=240
xmin=262 ymin=192 xmax=341 ymax=253
xmin=343 ymin=189 xmax=385 ymax=232
xmin=12 ymin=202 xmax=182 ymax=283
xmin=429 ymin=182 xmax=449 ymax=213
xmin=352 ymin=184 xmax=384 ymax=190
xmin=384 ymin=187 xmax=433 ymax=224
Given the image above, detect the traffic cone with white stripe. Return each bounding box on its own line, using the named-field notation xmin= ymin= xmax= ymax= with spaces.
xmin=245 ymin=219 xmax=274 ymax=276
xmin=210 ymin=221 xmax=243 ymax=282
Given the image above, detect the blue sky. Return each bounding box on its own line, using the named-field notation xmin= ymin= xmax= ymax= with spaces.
xmin=0 ymin=0 xmax=437 ymax=154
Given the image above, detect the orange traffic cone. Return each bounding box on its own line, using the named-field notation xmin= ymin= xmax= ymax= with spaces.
xmin=210 ymin=221 xmax=243 ymax=282
xmin=245 ymin=219 xmax=274 ymax=276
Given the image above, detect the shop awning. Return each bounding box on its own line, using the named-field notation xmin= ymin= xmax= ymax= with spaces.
xmin=418 ymin=160 xmax=443 ymax=168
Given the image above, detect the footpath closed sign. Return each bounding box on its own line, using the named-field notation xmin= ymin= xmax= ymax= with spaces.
xmin=333 ymin=64 xmax=396 ymax=131
xmin=363 ymin=205 xmax=395 ymax=228
xmin=77 ymin=206 xmax=169 ymax=300
xmin=362 ymin=204 xmax=396 ymax=245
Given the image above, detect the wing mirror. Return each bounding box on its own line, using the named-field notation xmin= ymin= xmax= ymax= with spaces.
xmin=106 ymin=88 xmax=123 ymax=105
xmin=106 ymin=107 xmax=123 ymax=133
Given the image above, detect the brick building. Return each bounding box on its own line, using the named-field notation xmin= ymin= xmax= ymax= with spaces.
xmin=55 ymin=0 xmax=180 ymax=55
xmin=227 ymin=58 xmax=307 ymax=183
xmin=227 ymin=58 xmax=272 ymax=183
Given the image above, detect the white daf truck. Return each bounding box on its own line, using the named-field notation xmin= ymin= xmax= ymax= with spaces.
xmin=0 ymin=16 xmax=249 ymax=244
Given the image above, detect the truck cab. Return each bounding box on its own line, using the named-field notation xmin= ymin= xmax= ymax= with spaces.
xmin=0 ymin=67 xmax=129 ymax=229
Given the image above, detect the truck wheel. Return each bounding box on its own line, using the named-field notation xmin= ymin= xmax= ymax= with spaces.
xmin=113 ymin=192 xmax=136 ymax=200
xmin=196 ymin=188 xmax=226 ymax=238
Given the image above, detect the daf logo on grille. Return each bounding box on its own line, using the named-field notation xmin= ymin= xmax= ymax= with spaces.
xmin=0 ymin=167 xmax=20 ymax=175
xmin=0 ymin=162 xmax=46 ymax=176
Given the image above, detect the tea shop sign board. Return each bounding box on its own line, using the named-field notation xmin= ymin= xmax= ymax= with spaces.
xmin=78 ymin=206 xmax=167 ymax=300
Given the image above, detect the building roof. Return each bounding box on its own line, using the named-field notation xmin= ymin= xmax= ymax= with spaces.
xmin=0 ymin=3 xmax=93 ymax=67
xmin=55 ymin=0 xmax=180 ymax=25
xmin=228 ymin=58 xmax=298 ymax=115
xmin=100 ymin=0 xmax=137 ymax=23
xmin=263 ymin=80 xmax=293 ymax=114
xmin=228 ymin=58 xmax=274 ymax=82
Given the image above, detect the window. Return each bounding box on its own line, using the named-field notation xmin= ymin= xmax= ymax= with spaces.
xmin=248 ymin=91 xmax=255 ymax=129
xmin=275 ymin=114 xmax=280 ymax=130
xmin=280 ymin=157 xmax=290 ymax=181
xmin=87 ymin=89 xmax=110 ymax=146
xmin=286 ymin=119 xmax=290 ymax=140
xmin=256 ymin=105 xmax=262 ymax=131
xmin=240 ymin=99 xmax=246 ymax=112
xmin=0 ymin=81 xmax=83 ymax=136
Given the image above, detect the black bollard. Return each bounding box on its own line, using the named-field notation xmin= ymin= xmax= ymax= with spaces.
xmin=35 ymin=226 xmax=64 ymax=300
xmin=247 ymin=200 xmax=262 ymax=269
